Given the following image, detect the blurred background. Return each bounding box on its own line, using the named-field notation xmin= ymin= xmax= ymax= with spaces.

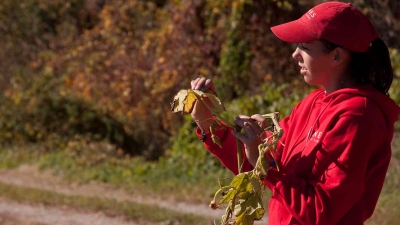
xmin=0 ymin=0 xmax=399 ymax=224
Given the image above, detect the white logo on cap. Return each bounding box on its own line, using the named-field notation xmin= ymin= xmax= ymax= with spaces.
xmin=306 ymin=9 xmax=316 ymax=20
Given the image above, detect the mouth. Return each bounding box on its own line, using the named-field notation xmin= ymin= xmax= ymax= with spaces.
xmin=299 ymin=65 xmax=307 ymax=75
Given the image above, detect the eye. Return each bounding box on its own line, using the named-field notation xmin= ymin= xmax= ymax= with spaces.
xmin=299 ymin=44 xmax=309 ymax=50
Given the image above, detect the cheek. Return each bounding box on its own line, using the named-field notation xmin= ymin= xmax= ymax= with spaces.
xmin=309 ymin=61 xmax=333 ymax=85
xmin=309 ymin=57 xmax=330 ymax=74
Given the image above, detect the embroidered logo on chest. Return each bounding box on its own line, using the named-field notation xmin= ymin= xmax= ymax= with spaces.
xmin=310 ymin=130 xmax=322 ymax=143
xmin=306 ymin=127 xmax=323 ymax=144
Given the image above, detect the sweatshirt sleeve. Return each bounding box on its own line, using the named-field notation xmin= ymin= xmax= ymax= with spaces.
xmin=194 ymin=108 xmax=295 ymax=175
xmin=196 ymin=126 xmax=253 ymax=175
xmin=264 ymin=114 xmax=389 ymax=225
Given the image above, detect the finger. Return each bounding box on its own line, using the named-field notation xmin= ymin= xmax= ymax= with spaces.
xmin=250 ymin=114 xmax=265 ymax=122
xmin=202 ymin=79 xmax=216 ymax=93
xmin=233 ymin=119 xmax=257 ymax=140
xmin=231 ymin=130 xmax=252 ymax=144
xmin=235 ymin=115 xmax=252 ymax=121
xmin=236 ymin=115 xmax=264 ymax=135
xmin=234 ymin=115 xmax=251 ymax=128
xmin=190 ymin=78 xmax=198 ymax=89
xmin=251 ymin=114 xmax=268 ymax=130
xmin=191 ymin=77 xmax=201 ymax=89
xmin=194 ymin=77 xmax=207 ymax=90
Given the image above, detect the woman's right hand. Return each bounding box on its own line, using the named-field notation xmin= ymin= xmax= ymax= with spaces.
xmin=190 ymin=77 xmax=217 ymax=131
xmin=190 ymin=77 xmax=217 ymax=95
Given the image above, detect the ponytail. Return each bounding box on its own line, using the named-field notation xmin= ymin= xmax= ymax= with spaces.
xmin=349 ymin=38 xmax=393 ymax=95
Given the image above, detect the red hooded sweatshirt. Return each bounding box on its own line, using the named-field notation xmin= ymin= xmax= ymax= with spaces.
xmin=196 ymin=85 xmax=400 ymax=225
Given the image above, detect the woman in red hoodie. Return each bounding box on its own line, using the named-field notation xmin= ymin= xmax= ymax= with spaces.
xmin=190 ymin=2 xmax=400 ymax=225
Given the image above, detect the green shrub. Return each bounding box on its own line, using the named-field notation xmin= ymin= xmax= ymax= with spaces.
xmin=164 ymin=115 xmax=228 ymax=178
xmin=0 ymin=75 xmax=141 ymax=155
xmin=221 ymin=82 xmax=311 ymax=121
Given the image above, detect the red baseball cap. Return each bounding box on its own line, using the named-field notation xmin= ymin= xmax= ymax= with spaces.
xmin=271 ymin=1 xmax=378 ymax=52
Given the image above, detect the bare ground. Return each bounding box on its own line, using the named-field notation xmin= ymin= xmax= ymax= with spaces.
xmin=0 ymin=165 xmax=223 ymax=225
xmin=0 ymin=200 xmax=144 ymax=225
xmin=2 ymin=132 xmax=397 ymax=225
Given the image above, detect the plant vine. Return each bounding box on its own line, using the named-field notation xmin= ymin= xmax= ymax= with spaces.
xmin=171 ymin=89 xmax=283 ymax=225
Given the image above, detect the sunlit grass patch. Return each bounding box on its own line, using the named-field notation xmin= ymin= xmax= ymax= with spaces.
xmin=0 ymin=132 xmax=399 ymax=224
xmin=367 ymin=132 xmax=400 ymax=225
xmin=0 ymin=140 xmax=231 ymax=204
xmin=0 ymin=181 xmax=210 ymax=225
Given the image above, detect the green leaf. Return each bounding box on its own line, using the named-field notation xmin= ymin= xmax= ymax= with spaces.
xmin=245 ymin=194 xmax=264 ymax=218
xmin=220 ymin=173 xmax=247 ymax=204
xmin=234 ymin=194 xmax=265 ymax=225
xmin=211 ymin=134 xmax=222 ymax=148
xmin=249 ymin=173 xmax=262 ymax=195
xmin=234 ymin=198 xmax=246 ymax=216
xmin=222 ymin=172 xmax=265 ymax=225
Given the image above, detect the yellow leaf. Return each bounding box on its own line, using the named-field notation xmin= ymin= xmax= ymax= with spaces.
xmin=170 ymin=89 xmax=188 ymax=113
xmin=170 ymin=89 xmax=198 ymax=114
xmin=171 ymin=89 xmax=225 ymax=114
xmin=183 ymin=89 xmax=198 ymax=114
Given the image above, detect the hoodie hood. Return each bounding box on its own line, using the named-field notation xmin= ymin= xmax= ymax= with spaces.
xmin=322 ymin=85 xmax=400 ymax=132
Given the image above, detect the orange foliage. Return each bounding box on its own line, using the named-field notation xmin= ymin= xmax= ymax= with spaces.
xmin=0 ymin=0 xmax=398 ymax=158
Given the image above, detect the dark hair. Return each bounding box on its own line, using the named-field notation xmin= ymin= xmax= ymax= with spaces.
xmin=320 ymin=38 xmax=393 ymax=96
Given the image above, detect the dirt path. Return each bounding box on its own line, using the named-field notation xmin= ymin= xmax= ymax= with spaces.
xmin=0 ymin=200 xmax=144 ymax=225
xmin=2 ymin=132 xmax=398 ymax=225
xmin=0 ymin=165 xmax=222 ymax=225
xmin=0 ymin=165 xmax=268 ymax=225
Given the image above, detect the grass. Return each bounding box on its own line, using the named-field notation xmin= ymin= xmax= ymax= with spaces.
xmin=0 ymin=142 xmax=229 ymax=205
xmin=366 ymin=132 xmax=400 ymax=225
xmin=35 ymin=150 xmax=229 ymax=204
xmin=0 ymin=133 xmax=234 ymax=223
xmin=0 ymin=132 xmax=399 ymax=224
xmin=0 ymin=181 xmax=211 ymax=225
xmin=0 ymin=144 xmax=39 ymax=169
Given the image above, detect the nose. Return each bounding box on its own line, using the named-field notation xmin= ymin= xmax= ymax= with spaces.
xmin=292 ymin=47 xmax=302 ymax=61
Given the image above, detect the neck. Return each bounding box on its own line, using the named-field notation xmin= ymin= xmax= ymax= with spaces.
xmin=324 ymin=67 xmax=357 ymax=94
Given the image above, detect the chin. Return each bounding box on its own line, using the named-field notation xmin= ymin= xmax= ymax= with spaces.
xmin=303 ymin=77 xmax=313 ymax=84
xmin=304 ymin=79 xmax=320 ymax=87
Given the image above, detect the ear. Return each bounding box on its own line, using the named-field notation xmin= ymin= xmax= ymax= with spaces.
xmin=332 ymin=48 xmax=350 ymax=66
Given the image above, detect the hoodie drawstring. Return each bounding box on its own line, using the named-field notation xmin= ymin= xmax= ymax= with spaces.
xmin=282 ymin=92 xmax=332 ymax=166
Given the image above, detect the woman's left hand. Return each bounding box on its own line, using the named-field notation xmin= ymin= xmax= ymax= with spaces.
xmin=231 ymin=115 xmax=266 ymax=166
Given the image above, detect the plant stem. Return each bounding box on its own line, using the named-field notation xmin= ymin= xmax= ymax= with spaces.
xmin=235 ymin=125 xmax=243 ymax=173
